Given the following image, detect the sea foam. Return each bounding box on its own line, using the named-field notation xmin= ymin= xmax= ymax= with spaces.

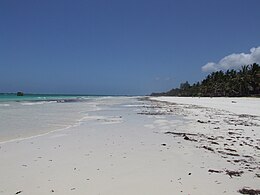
xmin=0 ymin=103 xmax=10 ymax=107
xmin=21 ymin=101 xmax=55 ymax=106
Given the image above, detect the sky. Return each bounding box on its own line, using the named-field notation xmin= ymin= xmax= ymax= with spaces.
xmin=0 ymin=0 xmax=260 ymax=95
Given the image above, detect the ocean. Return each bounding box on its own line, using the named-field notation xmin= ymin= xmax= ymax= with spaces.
xmin=0 ymin=93 xmax=103 ymax=102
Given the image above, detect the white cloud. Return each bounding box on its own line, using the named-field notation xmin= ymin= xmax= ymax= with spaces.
xmin=201 ymin=62 xmax=219 ymax=72
xmin=201 ymin=46 xmax=260 ymax=72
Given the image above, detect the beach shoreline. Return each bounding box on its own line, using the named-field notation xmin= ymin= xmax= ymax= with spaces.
xmin=1 ymin=96 xmax=260 ymax=194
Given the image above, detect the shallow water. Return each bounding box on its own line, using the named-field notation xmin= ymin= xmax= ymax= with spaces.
xmin=0 ymin=96 xmax=139 ymax=143
xmin=0 ymin=96 xmax=104 ymax=142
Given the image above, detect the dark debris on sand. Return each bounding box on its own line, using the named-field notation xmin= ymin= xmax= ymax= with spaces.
xmin=226 ymin=170 xmax=244 ymax=178
xmin=238 ymin=188 xmax=260 ymax=195
xmin=208 ymin=169 xmax=223 ymax=173
xmin=202 ymin=146 xmax=214 ymax=152
xmin=140 ymin=97 xmax=260 ymax=192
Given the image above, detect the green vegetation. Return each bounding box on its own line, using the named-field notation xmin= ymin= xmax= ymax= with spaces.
xmin=151 ymin=63 xmax=260 ymax=97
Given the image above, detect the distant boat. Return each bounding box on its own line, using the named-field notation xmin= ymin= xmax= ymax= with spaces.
xmin=17 ymin=92 xmax=24 ymax=96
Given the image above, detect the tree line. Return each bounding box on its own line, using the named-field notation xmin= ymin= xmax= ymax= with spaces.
xmin=151 ymin=63 xmax=260 ymax=97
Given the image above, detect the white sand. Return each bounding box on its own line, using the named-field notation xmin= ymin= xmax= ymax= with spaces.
xmin=1 ymin=97 xmax=260 ymax=195
xmin=150 ymin=96 xmax=260 ymax=116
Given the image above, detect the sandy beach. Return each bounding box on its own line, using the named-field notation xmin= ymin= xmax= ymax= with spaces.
xmin=1 ymin=96 xmax=260 ymax=195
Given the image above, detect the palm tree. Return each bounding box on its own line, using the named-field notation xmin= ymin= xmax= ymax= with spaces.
xmin=151 ymin=63 xmax=260 ymax=97
xmin=248 ymin=63 xmax=260 ymax=94
xmin=239 ymin=65 xmax=250 ymax=96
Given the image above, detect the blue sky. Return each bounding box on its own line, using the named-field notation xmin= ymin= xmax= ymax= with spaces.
xmin=1 ymin=0 xmax=260 ymax=95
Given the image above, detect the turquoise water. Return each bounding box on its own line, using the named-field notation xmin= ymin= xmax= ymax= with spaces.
xmin=0 ymin=93 xmax=103 ymax=102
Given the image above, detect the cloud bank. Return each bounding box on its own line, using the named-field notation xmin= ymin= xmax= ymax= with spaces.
xmin=202 ymin=46 xmax=260 ymax=72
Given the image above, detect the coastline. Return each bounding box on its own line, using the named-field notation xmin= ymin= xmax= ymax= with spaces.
xmin=1 ymin=96 xmax=260 ymax=194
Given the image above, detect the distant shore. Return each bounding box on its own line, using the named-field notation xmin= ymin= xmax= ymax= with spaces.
xmin=151 ymin=63 xmax=260 ymax=97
